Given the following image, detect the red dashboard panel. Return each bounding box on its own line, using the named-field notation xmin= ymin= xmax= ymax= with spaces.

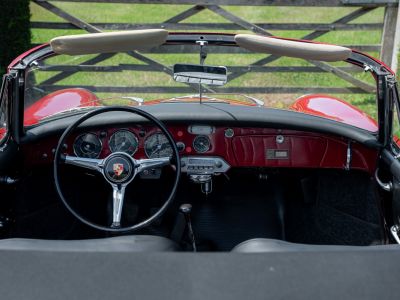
xmin=23 ymin=126 xmax=378 ymax=173
xmin=230 ymin=128 xmax=377 ymax=172
xmin=232 ymin=135 xmax=327 ymax=167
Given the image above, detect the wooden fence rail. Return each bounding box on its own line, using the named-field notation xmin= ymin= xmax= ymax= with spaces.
xmin=31 ymin=0 xmax=400 ymax=96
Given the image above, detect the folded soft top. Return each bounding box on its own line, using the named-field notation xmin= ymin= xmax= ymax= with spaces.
xmin=235 ymin=34 xmax=351 ymax=62
xmin=50 ymin=29 xmax=168 ymax=55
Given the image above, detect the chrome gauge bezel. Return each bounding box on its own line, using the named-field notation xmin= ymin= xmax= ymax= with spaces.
xmin=73 ymin=133 xmax=103 ymax=158
xmin=193 ymin=135 xmax=211 ymax=153
xmin=108 ymin=129 xmax=139 ymax=156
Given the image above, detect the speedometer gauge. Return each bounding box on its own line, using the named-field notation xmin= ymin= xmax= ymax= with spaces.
xmin=144 ymin=133 xmax=173 ymax=158
xmin=109 ymin=130 xmax=138 ymax=155
xmin=73 ymin=133 xmax=102 ymax=158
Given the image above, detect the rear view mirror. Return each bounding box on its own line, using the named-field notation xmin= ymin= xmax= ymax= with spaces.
xmin=173 ymin=64 xmax=227 ymax=86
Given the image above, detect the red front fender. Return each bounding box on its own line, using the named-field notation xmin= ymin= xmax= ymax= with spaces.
xmin=24 ymin=88 xmax=100 ymax=126
xmin=290 ymin=94 xmax=378 ymax=132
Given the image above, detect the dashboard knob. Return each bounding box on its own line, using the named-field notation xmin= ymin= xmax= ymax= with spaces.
xmin=276 ymin=135 xmax=285 ymax=144
xmin=224 ymin=128 xmax=234 ymax=138
xmin=176 ymin=142 xmax=185 ymax=152
xmin=215 ymin=161 xmax=223 ymax=168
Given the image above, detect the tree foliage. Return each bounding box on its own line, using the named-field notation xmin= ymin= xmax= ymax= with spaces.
xmin=0 ymin=0 xmax=31 ymax=75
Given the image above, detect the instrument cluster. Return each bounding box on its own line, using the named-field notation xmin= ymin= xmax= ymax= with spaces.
xmin=72 ymin=125 xmax=216 ymax=159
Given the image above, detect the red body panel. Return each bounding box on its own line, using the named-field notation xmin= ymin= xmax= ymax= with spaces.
xmin=0 ymin=128 xmax=6 ymax=140
xmin=290 ymin=94 xmax=378 ymax=132
xmin=24 ymin=88 xmax=100 ymax=126
xmin=23 ymin=126 xmax=377 ymax=174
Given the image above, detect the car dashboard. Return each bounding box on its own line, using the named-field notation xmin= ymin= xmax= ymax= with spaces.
xmin=23 ymin=124 xmax=378 ymax=175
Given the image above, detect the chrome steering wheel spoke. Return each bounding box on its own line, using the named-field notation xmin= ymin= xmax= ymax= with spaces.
xmin=106 ymin=156 xmax=170 ymax=228
xmin=136 ymin=157 xmax=171 ymax=173
xmin=110 ymin=184 xmax=127 ymax=228
xmin=64 ymin=155 xmax=104 ymax=173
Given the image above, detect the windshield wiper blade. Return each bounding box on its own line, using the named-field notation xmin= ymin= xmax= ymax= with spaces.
xmin=172 ymin=94 xmax=218 ymax=101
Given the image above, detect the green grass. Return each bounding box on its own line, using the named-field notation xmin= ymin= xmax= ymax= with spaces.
xmin=29 ymin=2 xmax=399 ymax=121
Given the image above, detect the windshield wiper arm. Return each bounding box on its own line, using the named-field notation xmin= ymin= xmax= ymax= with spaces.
xmin=240 ymin=94 xmax=264 ymax=107
xmin=121 ymin=96 xmax=144 ymax=106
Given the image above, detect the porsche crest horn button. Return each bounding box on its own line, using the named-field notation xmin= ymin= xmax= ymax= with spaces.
xmin=113 ymin=163 xmax=124 ymax=177
xmin=104 ymin=155 xmax=133 ymax=183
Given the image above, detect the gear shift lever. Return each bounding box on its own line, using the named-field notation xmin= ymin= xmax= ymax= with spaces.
xmin=179 ymin=204 xmax=197 ymax=252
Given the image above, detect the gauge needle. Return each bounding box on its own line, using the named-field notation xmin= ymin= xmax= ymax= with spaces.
xmin=150 ymin=144 xmax=162 ymax=157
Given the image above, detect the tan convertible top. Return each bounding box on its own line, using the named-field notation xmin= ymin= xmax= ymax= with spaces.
xmin=235 ymin=34 xmax=351 ymax=62
xmin=50 ymin=30 xmax=351 ymax=60
xmin=50 ymin=29 xmax=168 ymax=55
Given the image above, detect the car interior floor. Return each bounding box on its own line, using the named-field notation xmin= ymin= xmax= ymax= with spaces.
xmin=7 ymin=167 xmax=385 ymax=251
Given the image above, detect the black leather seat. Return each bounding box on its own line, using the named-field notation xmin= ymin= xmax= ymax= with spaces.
xmin=232 ymin=238 xmax=388 ymax=252
xmin=0 ymin=235 xmax=179 ymax=252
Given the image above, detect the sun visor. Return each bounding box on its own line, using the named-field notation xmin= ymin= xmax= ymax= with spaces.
xmin=50 ymin=29 xmax=168 ymax=55
xmin=234 ymin=34 xmax=351 ymax=62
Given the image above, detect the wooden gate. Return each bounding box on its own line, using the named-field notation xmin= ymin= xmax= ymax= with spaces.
xmin=30 ymin=0 xmax=400 ymax=96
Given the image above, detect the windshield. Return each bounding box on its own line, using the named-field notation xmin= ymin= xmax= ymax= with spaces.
xmin=24 ymin=43 xmax=377 ymax=130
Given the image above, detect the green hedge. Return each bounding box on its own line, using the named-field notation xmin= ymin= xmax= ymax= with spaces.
xmin=0 ymin=0 xmax=31 ymax=76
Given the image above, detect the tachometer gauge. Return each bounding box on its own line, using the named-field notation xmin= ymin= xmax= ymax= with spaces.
xmin=109 ymin=130 xmax=138 ymax=155
xmin=73 ymin=133 xmax=102 ymax=158
xmin=144 ymin=133 xmax=173 ymax=158
xmin=193 ymin=135 xmax=211 ymax=153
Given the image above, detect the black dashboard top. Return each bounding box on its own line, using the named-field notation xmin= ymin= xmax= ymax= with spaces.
xmin=22 ymin=103 xmax=379 ymax=148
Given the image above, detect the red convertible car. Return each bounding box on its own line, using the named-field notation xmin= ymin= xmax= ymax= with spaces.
xmin=0 ymin=30 xmax=399 ymax=299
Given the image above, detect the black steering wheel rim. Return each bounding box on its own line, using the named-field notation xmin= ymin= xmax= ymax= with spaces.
xmin=53 ymin=106 xmax=181 ymax=232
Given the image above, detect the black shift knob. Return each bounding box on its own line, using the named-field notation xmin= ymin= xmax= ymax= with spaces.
xmin=179 ymin=204 xmax=192 ymax=214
